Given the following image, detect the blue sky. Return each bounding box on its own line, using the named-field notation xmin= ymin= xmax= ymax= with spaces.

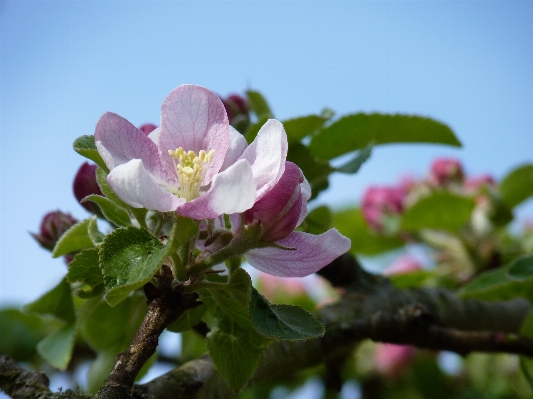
xmin=1 ymin=0 xmax=532 ymax=305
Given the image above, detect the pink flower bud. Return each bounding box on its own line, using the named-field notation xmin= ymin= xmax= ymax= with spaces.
xmin=73 ymin=162 xmax=104 ymax=215
xmin=221 ymin=94 xmax=249 ymax=131
xmin=374 ymin=343 xmax=415 ymax=378
xmin=139 ymin=123 xmax=158 ymax=135
xmin=464 ymin=174 xmax=496 ymax=193
xmin=428 ymin=158 xmax=464 ymax=187
xmin=361 ymin=186 xmax=405 ymax=231
xmin=383 ymin=255 xmax=422 ymax=276
xmin=244 ymin=162 xmax=304 ymax=242
xmin=31 ymin=211 xmax=78 ymax=251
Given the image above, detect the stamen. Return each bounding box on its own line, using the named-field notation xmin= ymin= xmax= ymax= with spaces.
xmin=167 ymin=147 xmax=215 ymax=201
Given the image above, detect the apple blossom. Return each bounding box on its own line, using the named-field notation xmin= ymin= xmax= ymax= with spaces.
xmin=95 ymin=84 xmax=287 ymax=220
xmin=361 ymin=185 xmax=405 ymax=231
xmin=428 ymin=158 xmax=464 ymax=187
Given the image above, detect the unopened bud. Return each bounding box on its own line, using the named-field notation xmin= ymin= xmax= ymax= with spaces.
xmin=428 ymin=158 xmax=464 ymax=187
xmin=361 ymin=186 xmax=405 ymax=232
xmin=139 ymin=123 xmax=158 ymax=135
xmin=31 ymin=211 xmax=78 ymax=251
xmin=222 ymin=94 xmax=249 ymax=132
xmin=73 ymin=162 xmax=104 ymax=216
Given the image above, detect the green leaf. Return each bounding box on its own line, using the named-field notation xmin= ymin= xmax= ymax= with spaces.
xmin=500 ymin=164 xmax=533 ymax=208
xmin=246 ymin=90 xmax=272 ymax=118
xmin=78 ymin=293 xmax=146 ymax=352
xmin=84 ymin=195 xmax=132 ymax=227
xmin=282 ymin=114 xmax=329 ymax=144
xmin=507 ymin=255 xmax=533 ymax=281
xmin=389 ymin=270 xmax=435 ymax=289
xmin=303 ymin=205 xmax=332 ymax=235
xmin=67 ymin=248 xmax=104 ymax=297
xmin=99 ymin=227 xmax=164 ymax=307
xmin=287 ymin=142 xmax=333 ymax=198
xmin=88 ymin=217 xmax=105 ymax=245
xmin=37 ymin=323 xmax=76 ymax=370
xmin=520 ymin=356 xmax=533 ymax=392
xmin=73 ymin=135 xmax=108 ymax=171
xmin=207 ymin=318 xmax=267 ymax=391
xmin=401 ymin=193 xmax=475 ymax=231
xmin=52 ymin=217 xmax=96 ymax=258
xmin=96 ymin=167 xmax=130 ymax=209
xmin=87 ymin=352 xmax=115 ymax=394
xmin=24 ymin=278 xmax=75 ymax=323
xmin=459 ymin=268 xmax=529 ymax=302
xmin=520 ymin=312 xmax=533 ymax=339
xmin=333 ymin=208 xmax=404 ymax=255
xmin=167 ymin=303 xmax=207 ymax=333
xmin=334 ymin=142 xmax=372 ymax=174
xmin=309 ymin=113 xmax=461 ymax=161
xmin=249 ymin=288 xmax=324 ymax=341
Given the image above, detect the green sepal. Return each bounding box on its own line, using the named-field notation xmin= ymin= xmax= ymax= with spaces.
xmin=249 ymin=288 xmax=324 ymax=341
xmin=401 ymin=193 xmax=475 ymax=232
xmin=73 ymin=135 xmax=108 ymax=172
xmin=66 ymin=248 xmax=104 ymax=298
xmin=37 ymin=322 xmax=76 ymax=370
xmin=24 ymin=278 xmax=75 ymax=323
xmin=99 ymin=226 xmax=164 ymax=307
xmin=52 ymin=217 xmax=96 ymax=258
xmin=83 ymin=194 xmax=132 ymax=227
xmin=309 ymin=113 xmax=461 ymax=161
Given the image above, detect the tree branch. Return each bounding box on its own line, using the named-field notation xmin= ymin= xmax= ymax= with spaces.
xmin=0 ymin=354 xmax=52 ymax=399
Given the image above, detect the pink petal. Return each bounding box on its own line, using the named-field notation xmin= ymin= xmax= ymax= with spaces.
xmin=220 ymin=126 xmax=248 ymax=171
xmin=159 ymin=85 xmax=229 ymax=184
xmin=238 ymin=119 xmax=288 ymax=201
xmin=108 ymin=159 xmax=184 ymax=212
xmin=95 ymin=112 xmax=166 ymax=181
xmin=245 ymin=230 xmax=351 ymax=277
xmin=178 ymin=159 xmax=256 ymax=220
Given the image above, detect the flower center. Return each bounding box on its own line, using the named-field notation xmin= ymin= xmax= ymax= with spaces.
xmin=168 ymin=147 xmax=215 ymax=201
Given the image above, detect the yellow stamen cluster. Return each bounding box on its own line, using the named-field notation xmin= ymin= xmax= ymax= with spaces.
xmin=168 ymin=147 xmax=215 ymax=201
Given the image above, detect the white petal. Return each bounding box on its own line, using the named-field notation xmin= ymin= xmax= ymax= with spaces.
xmin=148 ymin=127 xmax=161 ymax=144
xmin=107 ymin=159 xmax=184 ymax=212
xmin=178 ymin=159 xmax=256 ymax=220
xmin=238 ymin=119 xmax=288 ymax=201
xmin=245 ymin=230 xmax=351 ymax=277
xmin=296 ymin=176 xmax=312 ymax=227
xmin=220 ymin=126 xmax=248 ymax=171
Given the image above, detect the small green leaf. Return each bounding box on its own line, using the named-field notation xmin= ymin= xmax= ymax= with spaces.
xmin=507 ymin=255 xmax=533 ymax=281
xmin=73 ymin=135 xmax=108 ymax=171
xmin=96 ymin=167 xmax=130 ymax=209
xmin=246 ymin=90 xmax=272 ymax=118
xmin=500 ymin=164 xmax=533 ymax=208
xmin=333 ymin=208 xmax=404 ymax=255
xmin=303 ymin=206 xmax=332 ymax=235
xmin=401 ymin=193 xmax=475 ymax=232
xmin=459 ymin=268 xmax=520 ymax=302
xmin=206 ymin=318 xmax=267 ymax=391
xmin=167 ymin=304 xmax=207 ymax=333
xmin=24 ymin=278 xmax=75 ymax=323
xmin=87 ymin=217 xmax=105 ymax=245
xmin=99 ymin=227 xmax=164 ymax=307
xmin=67 ymin=248 xmax=104 ymax=297
xmin=309 ymin=113 xmax=461 ymax=161
xmin=37 ymin=323 xmax=76 ymax=370
xmin=282 ymin=114 xmax=329 ymax=144
xmin=84 ymin=194 xmax=132 ymax=227
xmin=249 ymin=288 xmax=324 ymax=341
xmin=52 ymin=217 xmax=96 ymax=258
xmin=334 ymin=142 xmax=372 ymax=174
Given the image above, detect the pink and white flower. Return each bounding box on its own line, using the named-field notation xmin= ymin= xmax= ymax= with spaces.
xmin=95 ymin=85 xmax=287 ymax=220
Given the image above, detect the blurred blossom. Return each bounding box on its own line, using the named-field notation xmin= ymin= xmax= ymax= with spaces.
xmin=374 ymin=343 xmax=415 ymax=378
xmin=383 ymin=254 xmax=423 ymax=276
xmin=139 ymin=123 xmax=158 ymax=135
xmin=361 ymin=185 xmax=405 ymax=231
xmin=428 ymin=158 xmax=464 ymax=187
xmin=73 ymin=162 xmax=104 ymax=215
xmin=31 ymin=211 xmax=78 ymax=251
xmin=257 ymin=272 xmax=307 ymax=302
xmin=464 ymin=174 xmax=497 ymax=193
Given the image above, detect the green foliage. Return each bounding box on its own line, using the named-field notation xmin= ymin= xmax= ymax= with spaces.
xmin=24 ymin=278 xmax=75 ymax=323
xmin=333 ymin=208 xmax=404 ymax=255
xmin=73 ymin=135 xmax=108 ymax=171
xmin=500 ymin=164 xmax=533 ymax=208
xmin=334 ymin=142 xmax=373 ymax=174
xmin=507 ymin=255 xmax=533 ymax=281
xmin=282 ymin=114 xmax=329 ymax=144
xmin=246 ymin=90 xmax=272 ymax=119
xmin=99 ymin=226 xmax=164 ymax=306
xmin=95 ymin=167 xmax=130 ymax=209
xmin=167 ymin=303 xmax=207 ymax=333
xmin=302 ymin=205 xmax=332 ymax=235
xmin=401 ymin=192 xmax=475 ymax=231
xmin=249 ymin=288 xmax=324 ymax=341
xmin=83 ymin=195 xmax=132 ymax=227
xmin=309 ymin=113 xmax=461 ymax=160
xmin=36 ymin=322 xmax=76 ymax=370
xmin=52 ymin=217 xmax=96 ymax=258
xmin=66 ymin=248 xmax=105 ymax=298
